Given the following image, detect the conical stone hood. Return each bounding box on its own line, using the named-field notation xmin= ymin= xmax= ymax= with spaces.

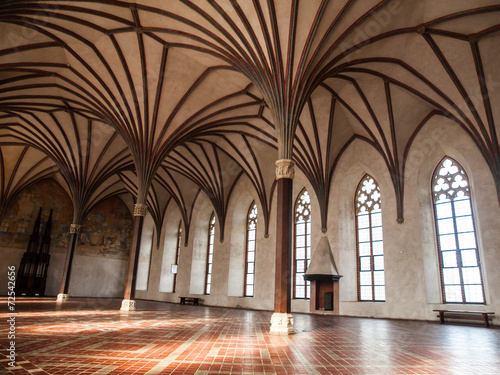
xmin=304 ymin=236 xmax=341 ymax=281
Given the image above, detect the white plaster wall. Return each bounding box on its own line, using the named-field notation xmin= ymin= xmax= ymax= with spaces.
xmin=224 ymin=174 xmax=275 ymax=311
xmin=135 ymin=215 xmax=155 ymax=291
xmin=329 ymin=139 xmax=426 ymax=319
xmin=0 ymin=246 xmax=127 ymax=298
xmin=189 ymin=194 xmax=214 ymax=296
xmin=55 ymin=254 xmax=127 ymax=297
xmin=158 ymin=208 xmax=183 ymax=294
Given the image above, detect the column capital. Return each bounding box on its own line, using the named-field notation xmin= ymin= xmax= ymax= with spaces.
xmin=275 ymin=159 xmax=295 ymax=180
xmin=134 ymin=203 xmax=148 ymax=217
xmin=69 ymin=224 xmax=81 ymax=234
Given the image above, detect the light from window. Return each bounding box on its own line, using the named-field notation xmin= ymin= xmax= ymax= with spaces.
xmin=294 ymin=190 xmax=311 ymax=299
xmin=432 ymin=158 xmax=484 ymax=304
xmin=356 ymin=175 xmax=385 ymax=302
xmin=205 ymin=214 xmax=216 ymax=295
xmin=245 ymin=203 xmax=257 ymax=297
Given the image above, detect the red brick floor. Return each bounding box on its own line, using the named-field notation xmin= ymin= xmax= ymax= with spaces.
xmin=1 ymin=298 xmax=499 ymax=374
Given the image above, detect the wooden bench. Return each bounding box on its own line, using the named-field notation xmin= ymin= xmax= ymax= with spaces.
xmin=433 ymin=310 xmax=495 ymax=327
xmin=179 ymin=296 xmax=202 ymax=305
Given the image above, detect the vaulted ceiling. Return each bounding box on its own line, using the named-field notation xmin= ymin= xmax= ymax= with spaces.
xmin=1 ymin=0 xmax=499 ymax=238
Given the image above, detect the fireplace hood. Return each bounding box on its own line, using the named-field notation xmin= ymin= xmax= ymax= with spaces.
xmin=304 ymin=236 xmax=342 ymax=281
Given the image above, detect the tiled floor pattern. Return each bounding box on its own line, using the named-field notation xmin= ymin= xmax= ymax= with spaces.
xmin=1 ymin=298 xmax=499 ymax=374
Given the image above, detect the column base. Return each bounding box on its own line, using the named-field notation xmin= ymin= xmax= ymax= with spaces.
xmin=56 ymin=293 xmax=68 ymax=302
xmin=120 ymin=299 xmax=135 ymax=311
xmin=270 ymin=313 xmax=294 ymax=334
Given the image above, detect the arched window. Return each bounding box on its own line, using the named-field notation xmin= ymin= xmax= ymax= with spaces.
xmin=245 ymin=202 xmax=258 ymax=297
xmin=205 ymin=213 xmax=216 ymax=295
xmin=432 ymin=157 xmax=485 ymax=304
xmin=294 ymin=190 xmax=311 ymax=299
xmin=173 ymin=220 xmax=182 ymax=293
xmin=356 ymin=175 xmax=385 ymax=302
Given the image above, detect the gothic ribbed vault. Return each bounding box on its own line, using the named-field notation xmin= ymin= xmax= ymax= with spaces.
xmin=0 ymin=0 xmax=499 ymax=240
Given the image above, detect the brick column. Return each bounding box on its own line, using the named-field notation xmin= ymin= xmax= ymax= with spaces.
xmin=121 ymin=203 xmax=147 ymax=311
xmin=57 ymin=224 xmax=81 ymax=302
xmin=270 ymin=159 xmax=294 ymax=334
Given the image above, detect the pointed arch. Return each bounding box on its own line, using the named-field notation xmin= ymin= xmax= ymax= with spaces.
xmin=432 ymin=157 xmax=485 ymax=304
xmin=205 ymin=213 xmax=216 ymax=295
xmin=355 ymin=174 xmax=385 ymax=302
xmin=244 ymin=201 xmax=257 ymax=297
xmin=294 ymin=189 xmax=311 ymax=299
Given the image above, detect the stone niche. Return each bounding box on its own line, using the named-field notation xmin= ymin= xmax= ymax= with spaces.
xmin=304 ymin=236 xmax=342 ymax=315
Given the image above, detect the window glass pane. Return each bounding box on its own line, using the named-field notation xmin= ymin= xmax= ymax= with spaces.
xmin=296 ymin=235 xmax=305 ymax=248
xmin=246 ymin=274 xmax=254 ymax=285
xmin=374 ymin=285 xmax=385 ymax=301
xmin=461 ymin=250 xmax=478 ymax=267
xmin=247 ymin=251 xmax=255 ymax=262
xmin=295 ymin=247 xmax=305 ymax=260
xmin=438 ymin=234 xmax=456 ymax=251
xmin=358 ymin=228 xmax=370 ymax=242
xmin=295 ymin=285 xmax=305 ymax=298
xmin=373 ymin=255 xmax=384 ymax=271
xmin=359 ymin=242 xmax=371 ymax=256
xmin=462 ymin=267 xmax=481 ymax=285
xmin=248 ymin=230 xmax=255 ymax=241
xmin=357 ymin=213 xmax=369 ymax=229
xmin=296 ymin=223 xmax=305 ymax=235
xmin=437 ymin=218 xmax=455 ymax=235
xmin=443 ymin=268 xmax=460 ymax=284
xmin=360 ymin=271 xmax=372 ymax=285
xmin=371 ymin=226 xmax=383 ymax=242
xmin=296 ymin=260 xmax=305 ymax=273
xmin=456 ymin=216 xmax=474 ymax=233
xmin=246 ymin=285 xmax=254 ymax=297
xmin=458 ymin=232 xmax=476 ymax=250
xmin=464 ymin=285 xmax=484 ymax=303
xmin=444 ymin=285 xmax=462 ymax=303
xmin=441 ymin=251 xmax=457 ymax=268
xmin=372 ymin=241 xmax=383 ymax=255
xmin=360 ymin=286 xmax=372 ymax=300
xmin=360 ymin=257 xmax=371 ymax=271
xmin=454 ymin=198 xmax=472 ymax=216
xmin=247 ymin=263 xmax=254 ymax=274
xmin=371 ymin=212 xmax=382 ymax=227
xmin=373 ymin=270 xmax=384 ymax=285
xmin=248 ymin=241 xmax=255 ymax=252
xmin=435 ymin=202 xmax=453 ymax=219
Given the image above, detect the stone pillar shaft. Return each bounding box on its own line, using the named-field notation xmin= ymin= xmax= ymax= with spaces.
xmin=274 ymin=176 xmax=293 ymax=313
xmin=122 ymin=203 xmax=147 ymax=310
xmin=271 ymin=159 xmax=295 ymax=334
xmin=57 ymin=224 xmax=80 ymax=299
